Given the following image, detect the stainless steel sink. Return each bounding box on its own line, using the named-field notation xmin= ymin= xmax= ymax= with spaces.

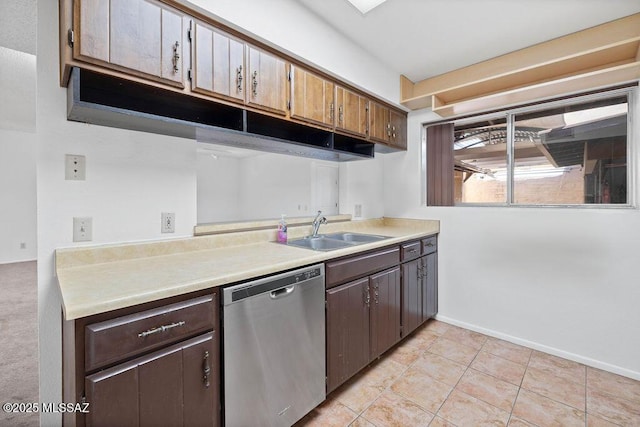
xmin=286 ymin=236 xmax=356 ymax=251
xmin=285 ymin=233 xmax=389 ymax=252
xmin=323 ymin=232 xmax=389 ymax=243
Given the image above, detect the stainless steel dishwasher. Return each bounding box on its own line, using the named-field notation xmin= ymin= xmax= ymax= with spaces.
xmin=223 ymin=264 xmax=326 ymax=427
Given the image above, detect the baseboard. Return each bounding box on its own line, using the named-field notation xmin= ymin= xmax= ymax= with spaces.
xmin=435 ymin=314 xmax=640 ymax=381
xmin=0 ymin=258 xmax=37 ymax=266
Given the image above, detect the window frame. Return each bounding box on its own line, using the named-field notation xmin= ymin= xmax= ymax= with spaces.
xmin=423 ymin=87 xmax=637 ymax=209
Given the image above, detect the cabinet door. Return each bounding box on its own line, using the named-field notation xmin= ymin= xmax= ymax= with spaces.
xmin=422 ymin=253 xmax=438 ymax=321
xmin=290 ymin=65 xmax=335 ymax=128
xmin=326 ymin=278 xmax=370 ymax=393
xmin=402 ymin=259 xmax=422 ymax=337
xmin=369 ymin=101 xmax=390 ymax=143
xmin=335 ymin=86 xmax=368 ymax=138
xmin=370 ymin=268 xmax=401 ymax=359
xmin=389 ymin=109 xmax=408 ymax=149
xmin=75 ymin=0 xmax=185 ymax=87
xmin=86 ymin=332 xmax=218 ymax=427
xmin=192 ymin=21 xmax=245 ymax=103
xmin=247 ymin=46 xmax=287 ymax=115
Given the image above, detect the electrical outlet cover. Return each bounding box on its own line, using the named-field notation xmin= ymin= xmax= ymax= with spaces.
xmin=65 ymin=154 xmax=86 ymax=180
xmin=161 ymin=212 xmax=175 ymax=233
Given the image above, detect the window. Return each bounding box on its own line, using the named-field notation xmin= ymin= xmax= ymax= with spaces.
xmin=426 ymin=89 xmax=633 ymax=207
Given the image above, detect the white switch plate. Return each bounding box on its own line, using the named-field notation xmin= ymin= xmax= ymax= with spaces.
xmin=354 ymin=204 xmax=362 ymax=218
xmin=65 ymin=154 xmax=86 ymax=180
xmin=73 ymin=217 xmax=92 ymax=242
xmin=161 ymin=212 xmax=175 ymax=233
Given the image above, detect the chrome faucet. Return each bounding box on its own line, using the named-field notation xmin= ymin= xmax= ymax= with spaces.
xmin=311 ymin=210 xmax=327 ymax=237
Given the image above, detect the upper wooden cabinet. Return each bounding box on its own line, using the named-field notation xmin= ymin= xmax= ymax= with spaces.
xmin=370 ymin=102 xmax=407 ymax=149
xmin=335 ymin=86 xmax=368 ymax=138
xmin=369 ymin=102 xmax=390 ymax=143
xmin=191 ymin=21 xmax=245 ymax=103
xmin=389 ymin=109 xmax=407 ymax=149
xmin=290 ymin=65 xmax=335 ymax=128
xmin=247 ymin=46 xmax=288 ymax=116
xmin=74 ymin=0 xmax=186 ymax=88
xmin=61 ymin=0 xmax=407 ymax=152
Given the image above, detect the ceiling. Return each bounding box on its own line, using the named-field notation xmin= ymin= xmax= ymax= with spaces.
xmin=297 ymin=0 xmax=640 ymax=83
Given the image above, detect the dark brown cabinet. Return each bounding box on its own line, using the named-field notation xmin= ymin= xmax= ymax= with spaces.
xmin=86 ymin=333 xmax=217 ymax=427
xmin=63 ymin=292 xmax=220 ymax=427
xmin=326 ymin=277 xmax=370 ymax=394
xmin=370 ymin=267 xmax=401 ymax=359
xmin=74 ymin=0 xmax=186 ymax=87
xmin=290 ymin=65 xmax=335 ymax=128
xmin=402 ymin=259 xmax=422 ymax=336
xmin=335 ymin=85 xmax=368 ymax=138
xmin=326 ymin=267 xmax=401 ymax=393
xmin=191 ymin=21 xmax=245 ymax=103
xmin=247 ymin=46 xmax=288 ymax=115
xmin=401 ymin=237 xmax=438 ymax=337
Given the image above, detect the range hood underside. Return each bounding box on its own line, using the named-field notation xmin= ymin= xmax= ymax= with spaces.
xmin=67 ymin=68 xmax=375 ymax=161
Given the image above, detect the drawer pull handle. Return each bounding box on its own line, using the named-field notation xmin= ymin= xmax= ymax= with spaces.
xmin=425 ymin=242 xmax=435 ymax=247
xmin=203 ymin=351 xmax=211 ymax=388
xmin=407 ymin=248 xmax=417 ymax=253
xmin=137 ymin=321 xmax=186 ymax=338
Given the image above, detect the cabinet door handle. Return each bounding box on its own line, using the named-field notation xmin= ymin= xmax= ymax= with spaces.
xmin=374 ymin=284 xmax=379 ymax=304
xmin=330 ymin=103 xmax=334 ymax=121
xmin=338 ymin=105 xmax=344 ymax=123
xmin=236 ymin=65 xmax=243 ymax=93
xmin=137 ymin=321 xmax=185 ymax=338
xmin=364 ymin=286 xmax=370 ymax=307
xmin=386 ymin=122 xmax=392 ymax=137
xmin=203 ymin=350 xmax=211 ymax=388
xmin=172 ymin=41 xmax=180 ymax=74
xmin=251 ymin=70 xmax=258 ymax=96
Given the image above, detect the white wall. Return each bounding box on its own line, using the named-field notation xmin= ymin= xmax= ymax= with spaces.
xmin=197 ymin=153 xmax=242 ymax=222
xmin=0 ymin=43 xmax=37 ymax=264
xmin=340 ymin=156 xmax=386 ymax=219
xmin=0 ymin=129 xmax=37 ymax=264
xmin=383 ymin=94 xmax=640 ymax=379
xmin=197 ymin=152 xmax=347 ymax=222
xmin=36 ymin=1 xmax=399 ymax=425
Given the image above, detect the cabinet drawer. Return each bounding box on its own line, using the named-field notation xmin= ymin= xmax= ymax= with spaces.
xmin=85 ymin=294 xmax=215 ymax=372
xmin=401 ymin=241 xmax=421 ymax=261
xmin=422 ymin=236 xmax=437 ymax=255
xmin=326 ymin=246 xmax=400 ymax=288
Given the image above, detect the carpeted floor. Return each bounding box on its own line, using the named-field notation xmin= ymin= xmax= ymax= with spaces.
xmin=0 ymin=261 xmax=38 ymax=427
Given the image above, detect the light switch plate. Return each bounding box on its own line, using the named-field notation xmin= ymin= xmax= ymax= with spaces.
xmin=73 ymin=217 xmax=92 ymax=242
xmin=354 ymin=204 xmax=362 ymax=218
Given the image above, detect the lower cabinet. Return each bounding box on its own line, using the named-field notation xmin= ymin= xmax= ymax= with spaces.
xmin=422 ymin=252 xmax=438 ymax=320
xmin=326 ymin=267 xmax=401 ymax=393
xmin=63 ymin=292 xmax=220 ymax=427
xmin=401 ymin=258 xmax=422 ymax=336
xmin=401 ymin=237 xmax=439 ymax=337
xmin=86 ymin=333 xmax=217 ymax=427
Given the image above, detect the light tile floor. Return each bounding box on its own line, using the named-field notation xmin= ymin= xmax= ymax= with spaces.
xmin=297 ymin=320 xmax=640 ymax=427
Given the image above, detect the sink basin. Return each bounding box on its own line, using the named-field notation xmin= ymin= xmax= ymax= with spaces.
xmin=285 ymin=232 xmax=389 ymax=251
xmin=323 ymin=232 xmax=389 ymax=243
xmin=286 ymin=236 xmax=356 ymax=251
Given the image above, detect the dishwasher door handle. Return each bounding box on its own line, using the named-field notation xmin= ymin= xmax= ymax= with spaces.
xmin=270 ymin=285 xmax=296 ymax=299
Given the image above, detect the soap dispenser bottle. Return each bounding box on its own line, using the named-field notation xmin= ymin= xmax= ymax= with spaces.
xmin=277 ymin=214 xmax=288 ymax=243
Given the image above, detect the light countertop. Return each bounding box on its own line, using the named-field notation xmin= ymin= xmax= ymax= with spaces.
xmin=56 ymin=218 xmax=439 ymax=320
